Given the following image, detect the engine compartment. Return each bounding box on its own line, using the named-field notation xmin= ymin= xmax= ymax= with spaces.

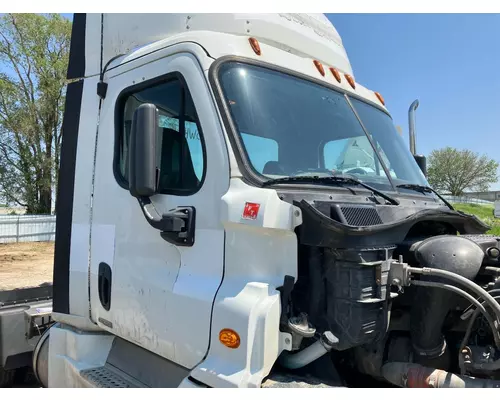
xmin=271 ymin=196 xmax=500 ymax=388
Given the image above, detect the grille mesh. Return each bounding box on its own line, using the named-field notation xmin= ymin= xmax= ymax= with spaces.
xmin=340 ymin=206 xmax=382 ymax=226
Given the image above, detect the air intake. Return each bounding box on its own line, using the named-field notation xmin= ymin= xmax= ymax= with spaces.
xmin=331 ymin=204 xmax=382 ymax=227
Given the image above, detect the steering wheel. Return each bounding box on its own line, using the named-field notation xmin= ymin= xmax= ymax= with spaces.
xmin=290 ymin=168 xmax=335 ymax=177
xmin=344 ymin=168 xmax=367 ymax=175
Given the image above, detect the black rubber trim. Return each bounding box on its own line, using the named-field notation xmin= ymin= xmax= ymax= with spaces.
xmin=113 ymin=71 xmax=207 ymax=197
xmin=53 ymin=80 xmax=84 ymax=314
xmin=188 ymin=376 xmax=211 ymax=388
xmin=66 ymin=14 xmax=86 ymax=80
xmin=0 ymin=285 xmax=52 ymax=307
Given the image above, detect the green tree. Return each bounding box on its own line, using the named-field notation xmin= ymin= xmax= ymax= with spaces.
xmin=0 ymin=13 xmax=71 ymax=214
xmin=427 ymin=147 xmax=499 ymax=196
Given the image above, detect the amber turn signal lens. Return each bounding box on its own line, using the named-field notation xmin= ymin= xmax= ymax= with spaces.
xmin=375 ymin=92 xmax=385 ymax=105
xmin=345 ymin=74 xmax=356 ymax=89
xmin=219 ymin=329 xmax=241 ymax=349
xmin=329 ymin=67 xmax=341 ymax=83
xmin=249 ymin=37 xmax=261 ymax=56
xmin=313 ymin=60 xmax=325 ymax=76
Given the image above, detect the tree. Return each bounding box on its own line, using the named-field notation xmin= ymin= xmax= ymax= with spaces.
xmin=427 ymin=147 xmax=499 ymax=196
xmin=0 ymin=13 xmax=71 ymax=214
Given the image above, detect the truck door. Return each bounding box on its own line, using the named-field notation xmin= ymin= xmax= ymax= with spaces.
xmin=88 ymin=48 xmax=229 ymax=368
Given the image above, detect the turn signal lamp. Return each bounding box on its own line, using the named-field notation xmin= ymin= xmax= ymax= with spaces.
xmin=219 ymin=329 xmax=241 ymax=349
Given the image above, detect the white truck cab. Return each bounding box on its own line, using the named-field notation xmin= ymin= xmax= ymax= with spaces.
xmin=34 ymin=14 xmax=500 ymax=389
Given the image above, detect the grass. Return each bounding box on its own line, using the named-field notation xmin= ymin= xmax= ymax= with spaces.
xmin=452 ymin=203 xmax=500 ymax=236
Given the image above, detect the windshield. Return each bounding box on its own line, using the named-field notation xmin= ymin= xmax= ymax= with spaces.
xmin=218 ymin=62 xmax=430 ymax=193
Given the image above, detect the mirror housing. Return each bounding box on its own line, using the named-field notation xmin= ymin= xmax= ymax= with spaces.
xmin=128 ymin=103 xmax=158 ymax=198
xmin=414 ymin=154 xmax=427 ymax=177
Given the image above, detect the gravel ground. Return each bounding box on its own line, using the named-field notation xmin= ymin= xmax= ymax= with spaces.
xmin=0 ymin=242 xmax=54 ymax=290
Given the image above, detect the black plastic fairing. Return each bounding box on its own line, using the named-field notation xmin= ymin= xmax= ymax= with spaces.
xmin=296 ymin=199 xmax=489 ymax=249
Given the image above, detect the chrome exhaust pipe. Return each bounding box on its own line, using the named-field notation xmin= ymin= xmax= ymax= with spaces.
xmin=408 ymin=99 xmax=419 ymax=155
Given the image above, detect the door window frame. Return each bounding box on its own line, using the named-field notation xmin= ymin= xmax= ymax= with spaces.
xmin=113 ymin=71 xmax=208 ymax=197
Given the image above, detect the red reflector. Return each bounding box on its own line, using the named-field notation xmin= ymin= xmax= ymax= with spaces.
xmin=243 ymin=202 xmax=260 ymax=220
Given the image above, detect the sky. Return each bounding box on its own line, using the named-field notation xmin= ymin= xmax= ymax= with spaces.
xmin=326 ymin=13 xmax=500 ymax=189
xmin=35 ymin=13 xmax=500 ymax=191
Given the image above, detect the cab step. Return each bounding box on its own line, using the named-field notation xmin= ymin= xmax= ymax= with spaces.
xmin=80 ymin=365 xmax=145 ymax=388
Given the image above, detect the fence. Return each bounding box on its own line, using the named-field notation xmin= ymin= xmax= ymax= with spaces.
xmin=0 ymin=214 xmax=56 ymax=244
xmin=441 ymin=195 xmax=494 ymax=205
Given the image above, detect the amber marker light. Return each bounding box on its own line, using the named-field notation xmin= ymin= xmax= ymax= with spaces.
xmin=330 ymin=67 xmax=341 ymax=83
xmin=345 ymin=74 xmax=356 ymax=89
xmin=375 ymin=92 xmax=385 ymax=105
xmin=313 ymin=60 xmax=325 ymax=76
xmin=219 ymin=328 xmax=241 ymax=349
xmin=249 ymin=37 xmax=261 ymax=55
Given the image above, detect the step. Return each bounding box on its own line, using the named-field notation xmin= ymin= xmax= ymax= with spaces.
xmin=80 ymin=365 xmax=145 ymax=388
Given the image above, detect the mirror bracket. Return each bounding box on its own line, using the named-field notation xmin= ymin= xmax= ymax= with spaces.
xmin=137 ymin=197 xmax=196 ymax=247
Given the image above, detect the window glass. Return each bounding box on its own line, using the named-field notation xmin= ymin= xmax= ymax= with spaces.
xmin=241 ymin=133 xmax=278 ymax=174
xmin=118 ymin=78 xmax=205 ymax=194
xmin=218 ymin=62 xmax=430 ymax=192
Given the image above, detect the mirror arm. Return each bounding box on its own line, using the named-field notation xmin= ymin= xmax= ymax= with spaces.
xmin=137 ymin=197 xmax=196 ymax=246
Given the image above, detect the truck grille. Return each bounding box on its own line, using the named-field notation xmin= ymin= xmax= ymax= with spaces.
xmin=330 ymin=204 xmax=383 ymax=227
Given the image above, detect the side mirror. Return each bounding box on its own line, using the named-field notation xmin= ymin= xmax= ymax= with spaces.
xmin=414 ymin=154 xmax=427 ymax=177
xmin=127 ymin=103 xmax=196 ymax=247
xmin=128 ymin=103 xmax=158 ymax=198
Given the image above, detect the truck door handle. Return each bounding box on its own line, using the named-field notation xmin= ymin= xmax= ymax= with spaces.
xmin=98 ymin=262 xmax=112 ymax=311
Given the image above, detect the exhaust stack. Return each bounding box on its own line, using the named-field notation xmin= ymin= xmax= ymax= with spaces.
xmin=408 ymin=99 xmax=427 ymax=177
xmin=408 ymin=99 xmax=419 ymax=155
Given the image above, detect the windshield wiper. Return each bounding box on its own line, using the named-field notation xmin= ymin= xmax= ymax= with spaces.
xmin=396 ymin=184 xmax=454 ymax=210
xmin=263 ymin=176 xmax=400 ymax=206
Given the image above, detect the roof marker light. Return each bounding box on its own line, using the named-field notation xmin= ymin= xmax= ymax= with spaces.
xmin=313 ymin=60 xmax=325 ymax=77
xmin=248 ymin=37 xmax=261 ymax=56
xmin=329 ymin=67 xmax=341 ymax=83
xmin=375 ymin=92 xmax=385 ymax=105
xmin=345 ymin=74 xmax=356 ymax=89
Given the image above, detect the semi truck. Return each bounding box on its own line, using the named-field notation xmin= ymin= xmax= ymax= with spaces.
xmin=32 ymin=13 xmax=500 ymax=388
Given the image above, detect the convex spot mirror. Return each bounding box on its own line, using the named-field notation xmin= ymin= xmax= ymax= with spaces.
xmin=128 ymin=103 xmax=158 ymax=198
xmin=414 ymin=154 xmax=427 ymax=177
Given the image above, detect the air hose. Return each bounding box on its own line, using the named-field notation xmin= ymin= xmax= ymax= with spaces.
xmin=408 ymin=266 xmax=500 ymax=322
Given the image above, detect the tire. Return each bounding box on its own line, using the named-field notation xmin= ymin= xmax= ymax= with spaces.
xmin=0 ymin=367 xmax=15 ymax=388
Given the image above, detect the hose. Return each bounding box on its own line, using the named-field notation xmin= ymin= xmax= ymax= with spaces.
xmin=461 ymin=288 xmax=500 ymax=319
xmin=408 ymin=267 xmax=500 ymax=322
xmin=461 ymin=295 xmax=500 ymax=358
xmin=280 ymin=331 xmax=338 ymax=370
xmin=411 ymin=280 xmax=500 ymax=349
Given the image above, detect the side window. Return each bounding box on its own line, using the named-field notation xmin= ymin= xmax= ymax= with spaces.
xmin=241 ymin=133 xmax=278 ymax=175
xmin=118 ymin=77 xmax=205 ymax=194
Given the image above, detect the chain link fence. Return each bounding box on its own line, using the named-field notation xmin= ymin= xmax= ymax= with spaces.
xmin=441 ymin=195 xmax=494 ymax=205
xmin=0 ymin=214 xmax=56 ymax=244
